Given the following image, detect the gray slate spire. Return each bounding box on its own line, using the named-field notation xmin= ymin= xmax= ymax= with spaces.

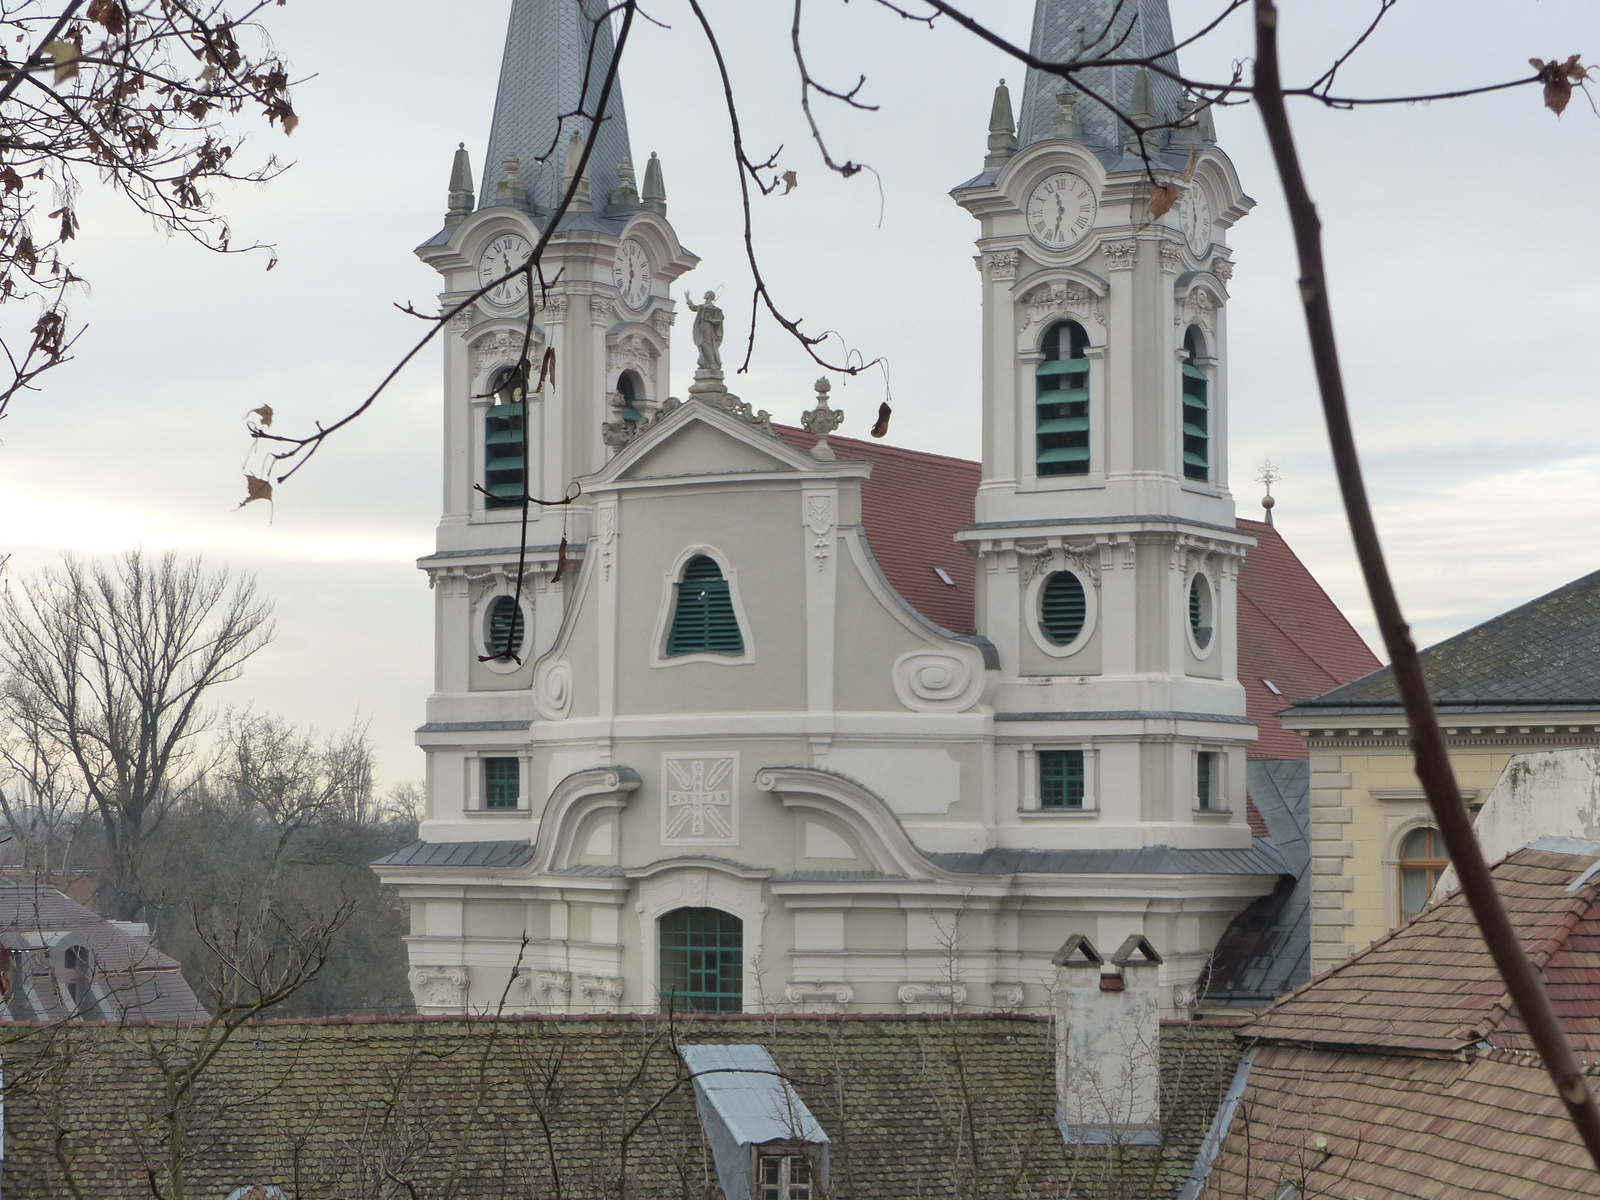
xmin=479 ymin=0 xmax=634 ymax=216
xmin=1017 ymin=0 xmax=1184 ymax=156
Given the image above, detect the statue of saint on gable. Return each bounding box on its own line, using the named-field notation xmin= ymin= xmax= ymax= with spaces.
xmin=685 ymin=288 xmax=739 ymax=404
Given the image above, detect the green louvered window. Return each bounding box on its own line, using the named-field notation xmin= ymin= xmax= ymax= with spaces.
xmin=659 ymin=907 xmax=743 ymax=1012
xmin=1040 ymin=750 xmax=1085 ymax=809
xmin=486 ymin=595 xmax=525 ymax=659
xmin=1190 ymin=573 xmax=1213 ymax=649
xmin=1182 ymin=329 xmax=1209 ymax=482
xmin=484 ymin=394 xmax=526 ymax=509
xmin=484 ymin=757 xmax=520 ymax=810
xmin=1036 ymin=321 xmax=1090 ymax=477
xmin=666 ymin=555 xmax=744 ymax=656
xmin=1040 ymin=571 xmax=1088 ymax=645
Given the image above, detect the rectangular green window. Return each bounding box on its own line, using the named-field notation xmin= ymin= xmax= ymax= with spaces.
xmin=484 ymin=757 xmax=520 ymax=809
xmin=1182 ymin=363 xmax=1209 ymax=482
xmin=484 ymin=402 xmax=525 ymax=509
xmin=659 ymin=907 xmax=743 ymax=1012
xmin=1197 ymin=751 xmax=1217 ymax=811
xmin=1036 ymin=358 xmax=1090 ymax=477
xmin=1039 ymin=750 xmax=1085 ymax=809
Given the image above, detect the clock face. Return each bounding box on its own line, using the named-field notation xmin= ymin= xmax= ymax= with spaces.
xmin=1025 ymin=172 xmax=1097 ymax=251
xmin=1176 ymin=185 xmax=1214 ymax=255
xmin=612 ymin=239 xmax=652 ymax=310
xmin=478 ymin=233 xmax=533 ymax=306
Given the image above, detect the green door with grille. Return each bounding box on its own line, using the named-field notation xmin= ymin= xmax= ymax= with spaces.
xmin=659 ymin=907 xmax=743 ymax=1012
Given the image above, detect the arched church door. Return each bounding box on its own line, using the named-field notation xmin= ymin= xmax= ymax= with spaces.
xmin=659 ymin=907 xmax=743 ymax=1012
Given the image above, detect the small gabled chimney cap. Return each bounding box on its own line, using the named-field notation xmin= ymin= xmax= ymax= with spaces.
xmin=1052 ymin=933 xmax=1104 ymax=967
xmin=1111 ymin=934 xmax=1163 ymax=967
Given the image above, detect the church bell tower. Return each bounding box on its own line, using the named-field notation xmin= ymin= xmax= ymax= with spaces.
xmin=953 ymin=0 xmax=1259 ymax=865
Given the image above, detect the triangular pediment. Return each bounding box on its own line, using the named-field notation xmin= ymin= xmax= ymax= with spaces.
xmin=621 ymin=415 xmax=794 ymax=479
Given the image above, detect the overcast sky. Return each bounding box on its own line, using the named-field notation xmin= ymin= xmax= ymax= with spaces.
xmin=2 ymin=0 xmax=1598 ymax=788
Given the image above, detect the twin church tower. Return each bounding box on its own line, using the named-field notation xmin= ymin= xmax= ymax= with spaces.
xmin=377 ymin=0 xmax=1275 ymax=1018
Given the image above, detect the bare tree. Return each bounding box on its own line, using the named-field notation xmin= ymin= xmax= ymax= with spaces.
xmin=0 ymin=706 xmax=87 ymax=885
xmin=0 ymin=549 xmax=275 ymax=919
xmin=0 ymin=0 xmax=297 ymax=418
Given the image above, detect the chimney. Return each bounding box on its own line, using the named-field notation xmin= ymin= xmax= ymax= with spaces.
xmin=1053 ymin=934 xmax=1164 ymax=1145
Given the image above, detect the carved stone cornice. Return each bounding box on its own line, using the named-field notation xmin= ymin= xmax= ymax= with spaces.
xmin=1159 ymin=241 xmax=1185 ymax=274
xmin=1102 ymin=239 xmax=1138 ymax=271
xmin=649 ymin=308 xmax=676 ymax=338
xmin=984 ymin=249 xmax=1020 ymax=280
xmin=1019 ymin=279 xmax=1103 ymax=330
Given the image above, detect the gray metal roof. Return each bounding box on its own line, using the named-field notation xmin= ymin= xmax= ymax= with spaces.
xmin=479 ymin=0 xmax=635 ymax=218
xmin=372 ymin=839 xmax=534 ymax=868
xmin=1292 ymin=567 xmax=1600 ymax=717
xmin=679 ymin=1044 xmax=828 ymax=1145
xmin=1017 ymin=0 xmax=1185 ymax=157
xmin=926 ymin=841 xmax=1286 ymax=876
xmin=1198 ymin=760 xmax=1310 ymax=1006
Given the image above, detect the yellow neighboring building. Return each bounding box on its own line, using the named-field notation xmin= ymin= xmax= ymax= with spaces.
xmin=1279 ymin=569 xmax=1600 ymax=976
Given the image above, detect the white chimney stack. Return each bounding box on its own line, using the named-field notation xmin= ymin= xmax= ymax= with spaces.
xmin=1054 ymin=934 xmax=1165 ymax=1145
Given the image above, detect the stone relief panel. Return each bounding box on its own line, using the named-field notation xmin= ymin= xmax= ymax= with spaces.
xmin=607 ymin=331 xmax=658 ymax=386
xmin=785 ymin=982 xmax=854 ymax=1012
xmin=410 ymin=966 xmax=469 ymax=1009
xmin=1018 ymin=279 xmax=1104 ymax=332
xmin=804 ymin=491 xmax=835 ymax=571
xmin=1174 ymin=284 xmax=1220 ymax=339
xmin=533 ymin=659 xmax=574 ymax=721
xmin=891 ymin=649 xmax=987 ymax=713
xmin=470 ymin=329 xmax=545 ymax=382
xmin=660 ymin=753 xmax=739 ymax=846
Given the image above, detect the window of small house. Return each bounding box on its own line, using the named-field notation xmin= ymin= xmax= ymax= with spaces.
xmin=1036 ymin=320 xmax=1090 ymax=477
xmin=1039 ymin=750 xmax=1085 ymax=809
xmin=1399 ymin=827 xmax=1449 ymax=922
xmin=756 ymin=1151 xmax=812 ymax=1200
xmin=484 ymin=757 xmax=520 ymax=810
xmin=666 ymin=556 xmax=744 ymax=656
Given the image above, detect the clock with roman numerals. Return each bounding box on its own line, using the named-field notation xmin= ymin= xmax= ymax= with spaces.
xmin=1025 ymin=171 xmax=1097 ymax=252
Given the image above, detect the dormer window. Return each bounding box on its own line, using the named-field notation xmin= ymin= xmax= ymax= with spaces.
xmin=1036 ymin=320 xmax=1090 ymax=477
xmin=484 ymin=365 xmax=526 ymax=510
xmin=1181 ymin=326 xmax=1209 ymax=482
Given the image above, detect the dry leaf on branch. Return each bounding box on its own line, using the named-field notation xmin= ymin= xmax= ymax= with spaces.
xmin=86 ymin=0 xmax=126 ymax=34
xmin=42 ymin=39 xmax=78 ymax=85
xmin=780 ymin=170 xmax=799 ymax=195
xmin=1531 ymin=55 xmax=1589 ymax=115
xmin=250 ymin=404 xmax=273 ymax=427
xmin=238 ymin=474 xmax=273 ymax=508
xmin=1146 ymin=184 xmax=1179 ymax=220
xmin=551 ymin=536 xmax=569 ymax=584
xmin=870 ymin=401 xmax=892 ymax=439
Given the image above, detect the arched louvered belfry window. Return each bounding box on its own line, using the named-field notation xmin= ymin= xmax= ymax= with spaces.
xmin=617 ymin=370 xmax=644 ymax=423
xmin=484 ymin=365 xmax=526 ymax=510
xmin=1040 ymin=571 xmax=1087 ymax=645
xmin=486 ymin=594 xmax=525 ymax=659
xmin=1181 ymin=326 xmax=1210 ymax=482
xmin=666 ymin=556 xmax=744 ymax=656
xmin=1036 ymin=320 xmax=1091 ymax=477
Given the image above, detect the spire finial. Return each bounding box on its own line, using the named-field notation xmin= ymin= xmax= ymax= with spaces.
xmin=984 ymin=79 xmax=1017 ymax=167
xmin=800 ymin=377 xmax=845 ymax=460
xmin=495 ymin=152 xmax=525 ymax=207
xmin=562 ymin=131 xmax=592 ymax=208
xmin=611 ymin=156 xmax=640 ymax=209
xmin=1124 ymin=66 xmax=1155 ymax=155
xmin=1051 ymin=83 xmax=1083 ymax=141
xmin=446 ymin=142 xmax=475 ymax=226
xmin=641 ymin=151 xmax=667 ymax=216
xmin=1257 ymin=460 xmax=1281 ymax=526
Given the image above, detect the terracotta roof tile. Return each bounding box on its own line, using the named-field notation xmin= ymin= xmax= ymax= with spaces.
xmin=1242 ymin=846 xmax=1600 ymax=1054
xmin=775 ymin=426 xmax=981 ymax=634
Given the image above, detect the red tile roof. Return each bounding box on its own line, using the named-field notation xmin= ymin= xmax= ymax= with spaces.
xmin=776 ymin=427 xmax=982 ymax=634
xmin=1244 ymin=845 xmax=1600 ymax=1054
xmin=774 ymin=433 xmax=1378 ymax=746
xmin=1235 ymin=518 xmax=1380 ymax=758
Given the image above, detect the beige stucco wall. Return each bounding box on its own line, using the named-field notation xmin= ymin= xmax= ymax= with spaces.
xmin=1297 ymin=718 xmax=1600 ymax=975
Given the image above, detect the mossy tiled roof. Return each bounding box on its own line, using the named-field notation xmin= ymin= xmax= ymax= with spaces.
xmin=3 ymin=1014 xmax=1243 ymax=1200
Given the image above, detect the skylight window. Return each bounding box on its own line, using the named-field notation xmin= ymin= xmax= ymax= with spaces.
xmin=1264 ymin=679 xmax=1282 ymax=695
xmin=934 ymin=567 xmax=956 ymax=586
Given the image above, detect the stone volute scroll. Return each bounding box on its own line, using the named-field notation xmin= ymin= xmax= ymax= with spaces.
xmin=799 ymin=377 xmax=845 ymax=460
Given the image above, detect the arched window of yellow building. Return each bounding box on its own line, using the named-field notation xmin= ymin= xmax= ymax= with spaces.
xmin=1399 ymin=827 xmax=1449 ymax=923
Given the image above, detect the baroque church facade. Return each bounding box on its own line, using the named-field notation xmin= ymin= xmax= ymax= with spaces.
xmin=377 ymin=0 xmax=1292 ymax=1017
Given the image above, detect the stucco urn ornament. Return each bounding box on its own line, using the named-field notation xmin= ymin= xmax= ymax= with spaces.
xmin=800 ymin=377 xmax=844 ymax=460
